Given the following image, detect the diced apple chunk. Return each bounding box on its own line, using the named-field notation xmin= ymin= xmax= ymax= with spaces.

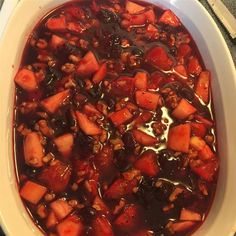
xmin=111 ymin=76 xmax=135 ymax=97
xmin=50 ymin=199 xmax=73 ymax=220
xmin=46 ymin=16 xmax=66 ymax=31
xmin=134 ymin=150 xmax=160 ymax=177
xmin=198 ymin=144 xmax=215 ymax=160
xmin=135 ymin=90 xmax=161 ymax=110
xmin=41 ymin=89 xmax=70 ymax=113
xmin=190 ymin=136 xmax=206 ymax=151
xmin=167 ymin=124 xmax=191 ymax=153
xmin=109 ymin=108 xmax=133 ymax=126
xmin=159 ymin=10 xmax=181 ymax=27
xmin=67 ymin=22 xmax=85 ymax=33
xmin=145 ymin=9 xmax=155 ymax=24
xmin=57 ymin=215 xmax=84 ymax=236
xmin=126 ymin=1 xmax=145 ymax=14
xmin=75 ymin=111 xmax=102 ymax=135
xmin=174 ymin=64 xmax=187 ymax=77
xmin=83 ymin=103 xmax=102 ymax=117
xmin=132 ymin=129 xmax=158 ymax=146
xmin=14 ymin=68 xmax=38 ymax=92
xmin=105 ymin=178 xmax=138 ymax=199
xmin=39 ymin=160 xmax=72 ymax=193
xmin=190 ymin=136 xmax=215 ymax=160
xmin=146 ymin=46 xmax=173 ymax=70
xmin=46 ymin=211 xmax=58 ymax=229
xmin=54 ymin=133 xmax=74 ymax=158
xmin=93 ymin=215 xmax=114 ymax=236
xmin=187 ymin=57 xmax=202 ymax=75
xmin=50 ymin=35 xmax=65 ymax=49
xmin=180 ymin=208 xmax=202 ymax=221
xmin=195 ymin=114 xmax=214 ymax=127
xmin=92 ymin=62 xmax=107 ymax=84
xmin=172 ymin=99 xmax=197 ymax=119
xmin=134 ymin=71 xmax=148 ymax=90
xmin=20 ymin=181 xmax=47 ymax=204
xmin=191 ymin=122 xmax=206 ymax=137
xmin=77 ymin=51 xmax=99 ymax=76
xmin=133 ymin=111 xmax=153 ymax=127
xmin=24 ymin=132 xmax=44 ymax=168
xmin=93 ymin=196 xmax=109 ymax=215
xmin=190 ymin=159 xmax=219 ymax=181
xmin=195 ymin=71 xmax=210 ymax=103
xmin=177 ymin=43 xmax=192 ymax=58
xmin=114 ymin=205 xmax=139 ymax=232
xmin=167 ymin=221 xmax=196 ymax=233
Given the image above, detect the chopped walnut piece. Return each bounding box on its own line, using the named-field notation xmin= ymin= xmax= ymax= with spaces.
xmin=68 ymin=199 xmax=78 ymax=208
xmin=122 ymin=169 xmax=141 ymax=181
xmin=117 ymin=124 xmax=126 ymax=135
xmin=44 ymin=193 xmax=56 ymax=202
xmin=134 ymin=143 xmax=141 ymax=155
xmin=169 ymin=187 xmax=184 ymax=202
xmin=163 ymin=203 xmax=174 ymax=212
xmin=37 ymin=204 xmax=48 ymax=218
xmin=69 ymin=54 xmax=81 ymax=63
xmin=115 ymin=98 xmax=128 ymax=111
xmin=17 ymin=124 xmax=31 ymax=136
xmin=35 ymin=69 xmax=45 ymax=82
xmin=110 ymin=138 xmax=124 ymax=150
xmin=19 ymin=101 xmax=38 ymax=114
xmin=100 ymin=129 xmax=108 ymax=143
xmin=121 ymin=39 xmax=130 ymax=48
xmin=205 ymin=135 xmax=214 ymax=144
xmin=113 ymin=198 xmax=126 ymax=215
xmin=36 ymin=120 xmax=54 ymax=137
xmin=155 ymin=180 xmax=163 ymax=188
xmin=93 ymin=140 xmax=101 ymax=154
xmin=160 ymin=87 xmax=180 ymax=109
xmin=61 ymin=63 xmax=75 ymax=74
xmin=42 ymin=153 xmax=54 ymax=163
xmin=48 ymin=60 xmax=56 ymax=67
xmin=85 ymin=79 xmax=93 ymax=90
xmin=64 ymin=77 xmax=77 ymax=89
xmin=152 ymin=121 xmax=166 ymax=135
xmin=37 ymin=54 xmax=52 ymax=62
xmin=36 ymin=39 xmax=48 ymax=49
xmin=92 ymin=37 xmax=99 ymax=48
xmin=36 ymin=112 xmax=48 ymax=119
xmin=198 ymin=180 xmax=208 ymax=196
xmin=188 ymin=148 xmax=198 ymax=159
xmin=97 ymin=101 xmax=108 ymax=116
xmin=79 ymin=39 xmax=89 ymax=49
xmin=71 ymin=183 xmax=79 ymax=191
xmin=30 ymin=36 xmax=37 ymax=46
xmin=120 ymin=51 xmax=131 ymax=63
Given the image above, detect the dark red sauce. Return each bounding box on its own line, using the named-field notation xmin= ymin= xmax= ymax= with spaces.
xmin=14 ymin=1 xmax=219 ymax=235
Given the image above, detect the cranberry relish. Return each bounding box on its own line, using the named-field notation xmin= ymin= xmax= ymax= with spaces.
xmin=14 ymin=0 xmax=218 ymax=235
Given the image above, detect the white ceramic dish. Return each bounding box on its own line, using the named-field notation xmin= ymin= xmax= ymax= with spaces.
xmin=0 ymin=0 xmax=236 ymax=235
xmin=0 ymin=0 xmax=19 ymax=38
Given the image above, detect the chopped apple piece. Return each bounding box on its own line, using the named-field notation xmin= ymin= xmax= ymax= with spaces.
xmin=167 ymin=124 xmax=191 ymax=153
xmin=20 ymin=181 xmax=47 ymax=204
xmin=172 ymin=99 xmax=197 ymax=119
xmin=24 ymin=132 xmax=44 ymax=168
xmin=41 ymin=89 xmax=70 ymax=113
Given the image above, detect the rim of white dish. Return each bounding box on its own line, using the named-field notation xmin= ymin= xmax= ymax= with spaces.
xmin=0 ymin=0 xmax=236 ymax=236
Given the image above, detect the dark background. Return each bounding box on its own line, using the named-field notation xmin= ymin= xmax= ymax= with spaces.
xmin=0 ymin=0 xmax=235 ymax=235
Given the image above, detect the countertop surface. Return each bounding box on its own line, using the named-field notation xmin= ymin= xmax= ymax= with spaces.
xmin=0 ymin=0 xmax=235 ymax=235
xmin=199 ymin=0 xmax=236 ymax=66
